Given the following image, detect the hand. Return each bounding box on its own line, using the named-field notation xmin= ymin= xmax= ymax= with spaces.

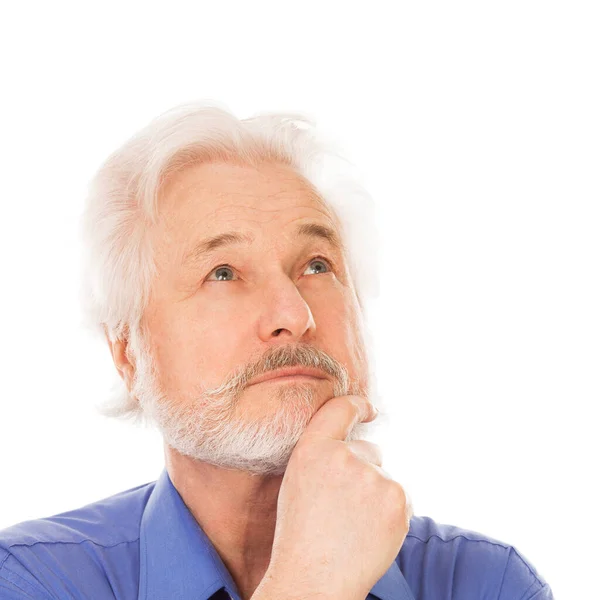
xmin=255 ymin=395 xmax=412 ymax=600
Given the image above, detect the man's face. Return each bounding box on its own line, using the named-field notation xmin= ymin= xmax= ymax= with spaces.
xmin=133 ymin=160 xmax=373 ymax=475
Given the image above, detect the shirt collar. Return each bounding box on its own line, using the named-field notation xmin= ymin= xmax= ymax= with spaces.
xmin=139 ymin=468 xmax=414 ymax=600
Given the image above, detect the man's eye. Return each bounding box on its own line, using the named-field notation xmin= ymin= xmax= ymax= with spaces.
xmin=304 ymin=257 xmax=332 ymax=275
xmin=206 ymin=265 xmax=237 ymax=282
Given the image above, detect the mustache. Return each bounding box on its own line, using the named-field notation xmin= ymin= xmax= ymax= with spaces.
xmin=203 ymin=343 xmax=351 ymax=400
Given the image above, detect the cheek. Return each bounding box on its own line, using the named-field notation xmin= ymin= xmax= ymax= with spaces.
xmin=146 ymin=302 xmax=245 ymax=393
xmin=313 ymin=290 xmax=366 ymax=369
xmin=197 ymin=304 xmax=267 ymax=379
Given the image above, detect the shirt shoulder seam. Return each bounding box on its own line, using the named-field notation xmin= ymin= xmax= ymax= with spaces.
xmin=2 ymin=537 xmax=140 ymax=552
xmin=511 ymin=546 xmax=548 ymax=590
xmin=495 ymin=546 xmax=547 ymax=600
xmin=406 ymin=533 xmax=547 ymax=597
xmin=516 ymin=580 xmax=539 ymax=600
xmin=406 ymin=531 xmax=511 ymax=550
xmin=525 ymin=583 xmax=552 ymax=600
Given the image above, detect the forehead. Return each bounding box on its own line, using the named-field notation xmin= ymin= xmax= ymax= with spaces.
xmin=155 ymin=161 xmax=342 ymax=244
xmin=152 ymin=160 xmax=345 ymax=268
xmin=159 ymin=160 xmax=335 ymax=222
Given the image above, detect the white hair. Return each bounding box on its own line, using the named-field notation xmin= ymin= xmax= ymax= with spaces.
xmin=78 ymin=100 xmax=382 ymax=424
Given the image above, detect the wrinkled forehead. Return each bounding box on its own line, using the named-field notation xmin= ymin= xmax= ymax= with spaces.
xmin=155 ymin=160 xmax=344 ymax=241
xmin=149 ymin=161 xmax=348 ymax=276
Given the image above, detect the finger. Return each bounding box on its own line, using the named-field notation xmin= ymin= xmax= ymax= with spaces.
xmin=346 ymin=439 xmax=383 ymax=467
xmin=304 ymin=395 xmax=378 ymax=441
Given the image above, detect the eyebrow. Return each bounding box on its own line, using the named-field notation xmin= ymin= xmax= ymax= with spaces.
xmin=181 ymin=222 xmax=345 ymax=267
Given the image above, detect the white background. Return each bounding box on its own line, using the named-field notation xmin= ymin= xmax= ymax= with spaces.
xmin=1 ymin=2 xmax=598 ymax=598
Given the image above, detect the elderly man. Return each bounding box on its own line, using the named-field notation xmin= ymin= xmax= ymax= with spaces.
xmin=0 ymin=102 xmax=553 ymax=600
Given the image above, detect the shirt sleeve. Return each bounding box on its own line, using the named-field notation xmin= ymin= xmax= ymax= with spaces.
xmin=0 ymin=550 xmax=55 ymax=600
xmin=497 ymin=547 xmax=554 ymax=600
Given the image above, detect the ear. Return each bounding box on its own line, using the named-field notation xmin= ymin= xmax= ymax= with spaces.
xmin=104 ymin=325 xmax=135 ymax=394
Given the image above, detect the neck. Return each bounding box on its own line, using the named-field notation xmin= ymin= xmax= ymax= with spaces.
xmin=164 ymin=444 xmax=283 ymax=600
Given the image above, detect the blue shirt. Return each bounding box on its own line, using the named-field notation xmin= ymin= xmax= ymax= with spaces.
xmin=0 ymin=469 xmax=553 ymax=599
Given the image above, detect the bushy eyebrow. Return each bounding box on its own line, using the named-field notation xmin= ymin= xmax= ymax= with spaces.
xmin=181 ymin=222 xmax=345 ymax=268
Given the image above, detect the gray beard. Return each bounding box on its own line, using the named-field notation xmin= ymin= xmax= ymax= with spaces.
xmin=132 ymin=343 xmax=381 ymax=476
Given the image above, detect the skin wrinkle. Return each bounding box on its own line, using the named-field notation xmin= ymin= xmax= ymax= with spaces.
xmin=108 ymin=160 xmax=378 ymax=600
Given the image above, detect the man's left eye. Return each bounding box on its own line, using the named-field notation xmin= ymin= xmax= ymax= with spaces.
xmin=304 ymin=258 xmax=332 ymax=275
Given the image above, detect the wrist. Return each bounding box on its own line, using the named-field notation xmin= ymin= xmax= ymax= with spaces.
xmin=251 ymin=570 xmax=337 ymax=600
xmin=251 ymin=570 xmax=366 ymax=600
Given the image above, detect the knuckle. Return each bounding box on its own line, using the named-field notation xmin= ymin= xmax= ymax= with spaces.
xmin=362 ymin=465 xmax=383 ymax=487
xmin=331 ymin=444 xmax=353 ymax=467
xmin=339 ymin=398 xmax=359 ymax=423
xmin=340 ymin=395 xmax=363 ymax=420
xmin=386 ymin=481 xmax=407 ymax=508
